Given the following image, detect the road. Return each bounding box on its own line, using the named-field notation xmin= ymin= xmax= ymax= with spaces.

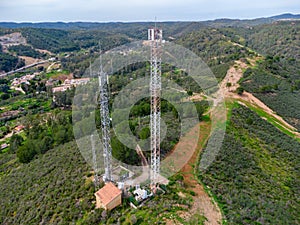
xmin=0 ymin=59 xmax=50 ymax=78
xmin=219 ymin=59 xmax=300 ymax=137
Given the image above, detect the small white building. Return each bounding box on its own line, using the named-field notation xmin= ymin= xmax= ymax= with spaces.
xmin=133 ymin=188 xmax=148 ymax=202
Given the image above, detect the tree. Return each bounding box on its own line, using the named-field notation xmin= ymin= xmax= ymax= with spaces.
xmin=39 ymin=136 xmax=53 ymax=154
xmin=0 ymin=84 xmax=10 ymax=93
xmin=187 ymin=90 xmax=193 ymax=96
xmin=236 ymin=87 xmax=244 ymax=95
xmin=1 ymin=93 xmax=10 ymax=100
xmin=111 ymin=136 xmax=140 ymax=165
xmin=9 ymin=134 xmax=24 ymax=153
xmin=16 ymin=143 xmax=36 ymax=163
xmin=138 ymin=127 xmax=150 ymax=140
xmin=53 ymin=126 xmax=68 ymax=145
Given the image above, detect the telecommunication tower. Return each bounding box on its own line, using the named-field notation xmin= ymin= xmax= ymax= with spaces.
xmin=148 ymin=27 xmax=163 ymax=187
xmin=89 ymin=63 xmax=101 ymax=187
xmin=91 ymin=134 xmax=100 ymax=188
xmin=98 ymin=52 xmax=112 ymax=182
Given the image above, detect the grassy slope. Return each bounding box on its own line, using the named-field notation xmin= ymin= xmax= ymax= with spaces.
xmin=238 ymin=22 xmax=300 ymax=130
xmin=0 ymin=140 xmax=205 ymax=225
xmin=228 ymin=99 xmax=300 ymax=142
xmin=0 ymin=141 xmax=95 ymax=225
xmin=199 ymin=103 xmax=299 ymax=225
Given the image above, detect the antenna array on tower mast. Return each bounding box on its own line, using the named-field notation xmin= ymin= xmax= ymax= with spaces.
xmin=148 ymin=27 xmax=163 ymax=187
xmin=98 ymin=51 xmax=112 ymax=182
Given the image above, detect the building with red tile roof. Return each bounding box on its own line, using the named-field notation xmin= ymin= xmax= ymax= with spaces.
xmin=94 ymin=182 xmax=122 ymax=210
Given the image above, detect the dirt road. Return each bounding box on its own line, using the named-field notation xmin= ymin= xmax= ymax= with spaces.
xmin=219 ymin=59 xmax=300 ymax=136
xmin=180 ymin=121 xmax=222 ymax=225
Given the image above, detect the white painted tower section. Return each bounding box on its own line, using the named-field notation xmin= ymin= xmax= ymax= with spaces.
xmin=148 ymin=27 xmax=162 ymax=188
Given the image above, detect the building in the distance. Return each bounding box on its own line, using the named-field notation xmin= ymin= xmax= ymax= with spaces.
xmin=52 ymin=78 xmax=90 ymax=93
xmin=52 ymin=85 xmax=72 ymax=93
xmin=94 ymin=182 xmax=122 ymax=211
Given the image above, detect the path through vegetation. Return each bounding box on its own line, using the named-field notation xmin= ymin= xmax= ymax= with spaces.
xmin=180 ymin=121 xmax=222 ymax=225
xmin=220 ymin=59 xmax=300 ymax=138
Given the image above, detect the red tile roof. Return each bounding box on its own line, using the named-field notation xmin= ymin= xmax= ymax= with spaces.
xmin=95 ymin=182 xmax=122 ymax=206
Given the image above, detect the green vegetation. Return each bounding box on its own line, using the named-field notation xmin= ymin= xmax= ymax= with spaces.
xmin=1 ymin=18 xmax=299 ymax=225
xmin=8 ymin=44 xmax=45 ymax=58
xmin=111 ymin=136 xmax=140 ymax=166
xmin=20 ymin=28 xmax=130 ymax=54
xmin=52 ymin=88 xmax=75 ymax=107
xmin=235 ymin=99 xmax=300 ymax=141
xmin=241 ymin=57 xmax=300 ymax=130
xmin=242 ymin=22 xmax=300 ymax=60
xmin=0 ymin=141 xmax=205 ymax=224
xmin=0 ymin=141 xmax=95 ymax=224
xmin=229 ymin=21 xmax=300 ymax=130
xmin=236 ymin=86 xmax=244 ymax=95
xmin=0 ymin=52 xmax=25 ymax=72
xmin=44 ymin=69 xmax=70 ymax=79
xmin=199 ymin=104 xmax=299 ymax=225
xmin=176 ymin=28 xmax=256 ymax=81
xmin=16 ymin=110 xmax=73 ymax=163
xmin=8 ymin=134 xmax=23 ymax=153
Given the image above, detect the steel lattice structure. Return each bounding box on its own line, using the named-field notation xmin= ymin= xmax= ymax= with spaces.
xmin=148 ymin=27 xmax=162 ymax=187
xmin=98 ymin=59 xmax=112 ymax=182
xmin=91 ymin=134 xmax=100 ymax=187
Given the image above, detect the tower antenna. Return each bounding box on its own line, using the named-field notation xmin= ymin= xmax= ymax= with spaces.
xmin=98 ymin=43 xmax=112 ymax=182
xmin=148 ymin=21 xmax=162 ymax=191
xmin=90 ymin=61 xmax=100 ymax=188
xmin=91 ymin=134 xmax=100 ymax=188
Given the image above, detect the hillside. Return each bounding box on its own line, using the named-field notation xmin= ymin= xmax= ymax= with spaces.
xmin=199 ymin=103 xmax=300 ymax=225
xmin=239 ymin=22 xmax=300 ymax=130
xmin=0 ymin=13 xmax=299 ymax=30
xmin=174 ymin=21 xmax=300 ymax=131
xmin=0 ymin=141 xmax=95 ymax=224
xmin=0 ymin=16 xmax=300 ymax=225
xmin=0 ymin=140 xmax=210 ymax=225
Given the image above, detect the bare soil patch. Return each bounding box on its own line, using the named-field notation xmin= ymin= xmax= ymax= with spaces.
xmin=19 ymin=56 xmax=38 ymax=66
xmin=220 ymin=59 xmax=300 ymax=137
xmin=180 ymin=121 xmax=222 ymax=225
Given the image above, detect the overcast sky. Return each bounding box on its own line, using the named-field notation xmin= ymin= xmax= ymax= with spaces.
xmin=0 ymin=0 xmax=299 ymax=22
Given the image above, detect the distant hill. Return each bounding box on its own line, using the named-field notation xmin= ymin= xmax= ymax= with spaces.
xmin=0 ymin=13 xmax=299 ymax=30
xmin=270 ymin=13 xmax=300 ymax=20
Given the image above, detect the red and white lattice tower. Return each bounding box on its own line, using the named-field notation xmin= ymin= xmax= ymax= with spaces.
xmin=148 ymin=27 xmax=162 ymax=188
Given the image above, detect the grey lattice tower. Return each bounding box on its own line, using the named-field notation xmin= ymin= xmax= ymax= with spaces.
xmin=98 ymin=55 xmax=112 ymax=182
xmin=91 ymin=134 xmax=100 ymax=187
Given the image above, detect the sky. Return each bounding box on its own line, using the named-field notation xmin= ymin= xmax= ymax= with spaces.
xmin=0 ymin=0 xmax=299 ymax=22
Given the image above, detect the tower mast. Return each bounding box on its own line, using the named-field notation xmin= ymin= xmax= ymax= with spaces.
xmin=91 ymin=134 xmax=100 ymax=187
xmin=148 ymin=26 xmax=162 ymax=188
xmin=98 ymin=49 xmax=112 ymax=182
xmin=89 ymin=61 xmax=101 ymax=188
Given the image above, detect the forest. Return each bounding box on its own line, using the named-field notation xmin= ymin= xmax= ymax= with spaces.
xmin=0 ymin=44 xmax=25 ymax=72
xmin=8 ymin=44 xmax=45 ymax=58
